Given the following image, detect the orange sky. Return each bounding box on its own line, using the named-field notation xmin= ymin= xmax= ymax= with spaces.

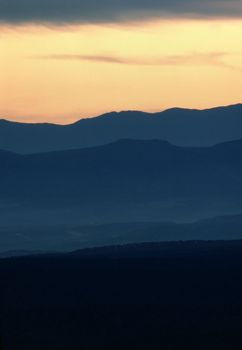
xmin=0 ymin=19 xmax=242 ymax=124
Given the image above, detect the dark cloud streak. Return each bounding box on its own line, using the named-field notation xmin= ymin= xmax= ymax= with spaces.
xmin=39 ymin=54 xmax=132 ymax=64
xmin=0 ymin=0 xmax=242 ymax=24
xmin=35 ymin=52 xmax=241 ymax=71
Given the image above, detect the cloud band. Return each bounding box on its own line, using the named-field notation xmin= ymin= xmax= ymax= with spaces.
xmin=0 ymin=0 xmax=241 ymax=24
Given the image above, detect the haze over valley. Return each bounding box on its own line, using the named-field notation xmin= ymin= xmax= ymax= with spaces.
xmin=1 ymin=104 xmax=242 ymax=253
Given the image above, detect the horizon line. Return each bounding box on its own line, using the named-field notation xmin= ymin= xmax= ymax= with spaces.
xmin=0 ymin=102 xmax=241 ymax=126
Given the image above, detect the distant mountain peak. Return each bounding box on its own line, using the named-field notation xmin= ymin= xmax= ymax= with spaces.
xmin=163 ymin=107 xmax=199 ymax=113
xmin=0 ymin=118 xmax=12 ymax=124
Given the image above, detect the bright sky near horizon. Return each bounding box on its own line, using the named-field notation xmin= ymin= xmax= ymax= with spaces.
xmin=0 ymin=1 xmax=242 ymax=123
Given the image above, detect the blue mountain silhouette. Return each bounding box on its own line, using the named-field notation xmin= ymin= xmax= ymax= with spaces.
xmin=0 ymin=103 xmax=241 ymax=153
xmin=1 ymin=138 xmax=242 ymax=226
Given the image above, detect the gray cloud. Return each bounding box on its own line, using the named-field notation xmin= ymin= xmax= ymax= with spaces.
xmin=35 ymin=52 xmax=240 ymax=71
xmin=39 ymin=54 xmax=133 ymax=64
xmin=0 ymin=0 xmax=242 ymax=25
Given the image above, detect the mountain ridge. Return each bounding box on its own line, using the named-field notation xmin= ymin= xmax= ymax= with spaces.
xmin=1 ymin=137 xmax=242 ymax=226
xmin=1 ymin=137 xmax=242 ymax=158
xmin=0 ymin=103 xmax=242 ymax=153
xmin=1 ymin=103 xmax=242 ymax=126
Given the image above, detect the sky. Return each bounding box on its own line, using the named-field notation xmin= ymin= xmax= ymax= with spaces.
xmin=0 ymin=0 xmax=242 ymax=124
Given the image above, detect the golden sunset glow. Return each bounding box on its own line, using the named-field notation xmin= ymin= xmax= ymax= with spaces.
xmin=1 ymin=20 xmax=242 ymax=123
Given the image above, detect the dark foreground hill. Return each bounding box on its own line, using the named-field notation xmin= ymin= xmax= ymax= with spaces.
xmin=0 ymin=103 xmax=242 ymax=153
xmin=1 ymin=138 xmax=242 ymax=226
xmin=0 ymin=240 xmax=242 ymax=350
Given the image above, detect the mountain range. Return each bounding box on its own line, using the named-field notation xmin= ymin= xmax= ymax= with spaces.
xmin=1 ymin=103 xmax=242 ymax=153
xmin=1 ymin=138 xmax=242 ymax=227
